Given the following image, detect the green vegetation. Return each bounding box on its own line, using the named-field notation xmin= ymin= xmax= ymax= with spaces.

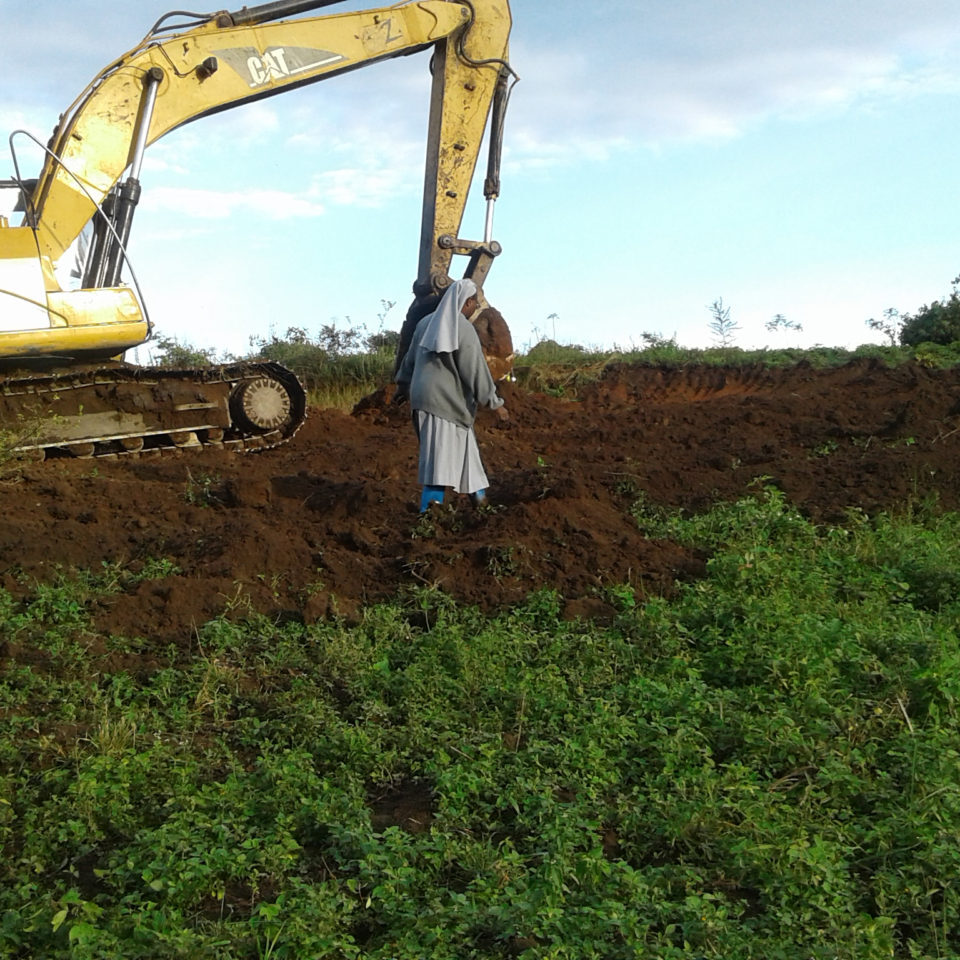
xmin=143 ymin=281 xmax=960 ymax=411
xmin=899 ymin=275 xmax=960 ymax=347
xmin=866 ymin=274 xmax=960 ymax=348
xmin=150 ymin=302 xmax=399 ymax=409
xmin=150 ymin=336 xmax=226 ymax=369
xmin=2 ymin=490 xmax=959 ymax=958
xmin=0 ymin=402 xmax=66 ymax=479
xmin=513 ymin=340 xmax=960 ymax=399
xmin=246 ymin=325 xmax=395 ymax=408
xmin=0 ymin=423 xmax=36 ymax=479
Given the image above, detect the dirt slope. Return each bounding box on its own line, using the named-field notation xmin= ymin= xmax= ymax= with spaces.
xmin=1 ymin=358 xmax=958 ymax=642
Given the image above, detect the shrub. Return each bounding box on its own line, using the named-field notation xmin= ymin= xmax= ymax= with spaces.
xmin=899 ymin=274 xmax=960 ymax=346
xmin=247 ymin=324 xmax=393 ymax=403
xmin=149 ymin=335 xmax=227 ymax=368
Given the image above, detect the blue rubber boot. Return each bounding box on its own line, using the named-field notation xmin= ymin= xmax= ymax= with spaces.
xmin=419 ymin=485 xmax=445 ymax=512
xmin=471 ymin=488 xmax=487 ymax=507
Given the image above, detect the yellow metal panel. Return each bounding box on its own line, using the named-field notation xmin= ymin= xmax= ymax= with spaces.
xmin=47 ymin=287 xmax=145 ymax=327
xmin=0 ymin=317 xmax=148 ymax=357
xmin=0 ymin=287 xmax=147 ymax=356
xmin=0 ymin=226 xmax=42 ymax=259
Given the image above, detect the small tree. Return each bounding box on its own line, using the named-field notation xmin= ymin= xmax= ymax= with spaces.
xmin=865 ymin=308 xmax=903 ymax=346
xmin=707 ymin=297 xmax=740 ymax=348
xmin=766 ymin=314 xmax=803 ymax=334
xmin=365 ymin=329 xmax=400 ymax=353
xmin=365 ymin=299 xmax=398 ymax=353
xmin=640 ymin=331 xmax=678 ymax=349
xmin=898 ymin=276 xmax=960 ymax=346
xmin=315 ymin=322 xmax=362 ymax=356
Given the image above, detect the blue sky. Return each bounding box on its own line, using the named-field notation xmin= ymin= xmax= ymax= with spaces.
xmin=3 ymin=0 xmax=960 ymax=357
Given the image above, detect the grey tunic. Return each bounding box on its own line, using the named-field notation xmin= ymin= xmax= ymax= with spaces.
xmin=396 ymin=311 xmax=504 ymax=494
xmin=396 ymin=313 xmax=504 ymax=427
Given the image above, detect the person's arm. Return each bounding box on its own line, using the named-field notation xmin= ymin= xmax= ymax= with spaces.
xmin=456 ymin=318 xmax=505 ymax=413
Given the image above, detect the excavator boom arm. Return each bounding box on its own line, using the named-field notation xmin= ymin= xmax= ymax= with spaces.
xmin=26 ymin=0 xmax=512 ymax=289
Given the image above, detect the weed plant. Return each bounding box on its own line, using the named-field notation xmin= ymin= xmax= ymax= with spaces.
xmin=0 ymin=404 xmax=67 ymax=477
xmin=2 ymin=495 xmax=959 ymax=958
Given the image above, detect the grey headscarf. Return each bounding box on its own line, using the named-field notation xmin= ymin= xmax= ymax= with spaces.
xmin=418 ymin=278 xmax=477 ymax=354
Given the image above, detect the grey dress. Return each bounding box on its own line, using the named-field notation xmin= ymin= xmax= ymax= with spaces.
xmin=396 ymin=309 xmax=504 ymax=494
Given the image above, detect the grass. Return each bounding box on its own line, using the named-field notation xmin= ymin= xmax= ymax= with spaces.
xmin=145 ymin=326 xmax=960 ymax=412
xmin=505 ymin=340 xmax=960 ymax=403
xmin=284 ymin=350 xmax=396 ymax=409
xmin=306 ymin=341 xmax=959 ymax=409
xmin=0 ymin=402 xmax=66 ymax=477
xmin=2 ymin=488 xmax=959 ymax=958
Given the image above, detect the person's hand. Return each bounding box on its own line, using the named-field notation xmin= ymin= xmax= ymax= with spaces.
xmin=392 ymin=385 xmax=409 ymax=405
xmin=494 ymin=405 xmax=511 ymax=428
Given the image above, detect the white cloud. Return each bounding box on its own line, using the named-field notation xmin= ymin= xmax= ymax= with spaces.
xmin=141 ymin=153 xmax=190 ymax=177
xmin=142 ymin=186 xmax=325 ymax=220
xmin=508 ymin=0 xmax=960 ymax=153
xmin=310 ymin=166 xmax=405 ymax=207
xmin=503 ymin=128 xmax=632 ymax=175
xmin=213 ymin=101 xmax=282 ymax=144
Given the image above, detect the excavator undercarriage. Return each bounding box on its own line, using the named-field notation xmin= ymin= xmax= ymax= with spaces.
xmin=2 ymin=361 xmax=306 ymax=459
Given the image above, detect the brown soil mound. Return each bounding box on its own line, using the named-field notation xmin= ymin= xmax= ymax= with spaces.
xmin=472 ymin=306 xmax=515 ymax=381
xmin=2 ymin=358 xmax=959 ymax=644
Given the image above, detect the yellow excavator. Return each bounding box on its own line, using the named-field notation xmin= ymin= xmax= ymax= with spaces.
xmin=0 ymin=0 xmax=515 ymax=458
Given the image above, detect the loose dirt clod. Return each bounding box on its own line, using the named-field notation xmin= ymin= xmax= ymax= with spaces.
xmin=1 ymin=358 xmax=958 ymax=646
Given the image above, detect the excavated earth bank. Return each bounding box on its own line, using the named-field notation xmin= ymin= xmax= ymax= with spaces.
xmin=2 ymin=358 xmax=959 ymax=646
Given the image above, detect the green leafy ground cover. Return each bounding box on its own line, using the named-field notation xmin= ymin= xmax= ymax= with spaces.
xmin=2 ymin=489 xmax=959 ymax=958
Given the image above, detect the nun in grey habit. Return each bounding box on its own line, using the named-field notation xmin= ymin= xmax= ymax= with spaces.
xmin=395 ymin=278 xmax=509 ymax=512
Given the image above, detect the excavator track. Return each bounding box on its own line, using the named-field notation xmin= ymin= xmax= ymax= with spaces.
xmin=0 ymin=361 xmax=307 ymax=460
